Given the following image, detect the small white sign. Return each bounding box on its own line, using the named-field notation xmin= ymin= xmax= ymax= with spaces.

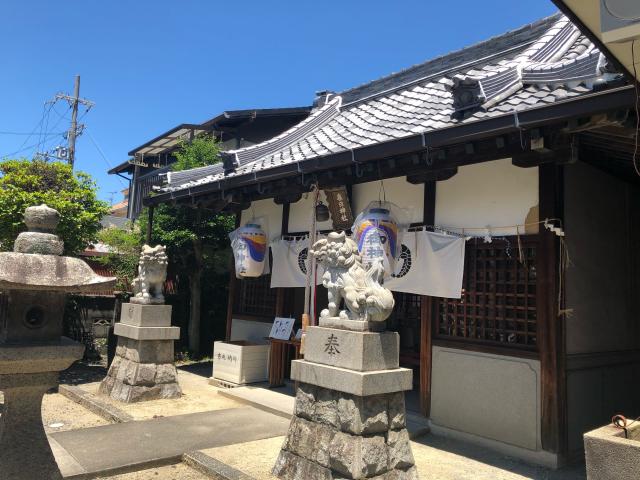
xmin=269 ymin=317 xmax=295 ymax=340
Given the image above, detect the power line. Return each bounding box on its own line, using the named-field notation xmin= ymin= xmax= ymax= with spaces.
xmin=84 ymin=128 xmax=127 ymax=187
xmin=0 ymin=131 xmax=64 ymax=136
xmin=2 ymin=76 xmax=94 ymax=164
xmin=14 ymin=101 xmax=54 ymax=154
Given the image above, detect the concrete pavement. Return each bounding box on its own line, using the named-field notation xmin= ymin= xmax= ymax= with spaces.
xmin=218 ymin=383 xmax=431 ymax=439
xmin=50 ymin=406 xmax=289 ymax=478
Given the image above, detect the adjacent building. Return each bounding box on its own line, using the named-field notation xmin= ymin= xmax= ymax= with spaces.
xmin=109 ymin=107 xmax=312 ymax=219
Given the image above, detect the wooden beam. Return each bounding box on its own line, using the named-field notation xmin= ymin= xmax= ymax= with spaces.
xmin=274 ymin=192 xmax=303 ymax=205
xmin=512 ymin=145 xmax=576 ymax=168
xmin=225 ymin=213 xmax=242 ymax=341
xmin=419 ymin=180 xmax=436 ymax=417
xmin=537 ymin=162 xmax=567 ymax=455
xmin=407 ymin=168 xmax=458 ymax=184
xmin=420 ymin=295 xmax=433 ymax=417
xmin=423 ymin=181 xmax=436 ymax=225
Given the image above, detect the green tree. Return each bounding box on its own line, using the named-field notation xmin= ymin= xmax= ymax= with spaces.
xmin=0 ymin=159 xmax=109 ymax=254
xmin=172 ymin=133 xmax=221 ymax=171
xmin=95 ymin=224 xmax=141 ymax=291
xmin=143 ymin=135 xmax=235 ymax=353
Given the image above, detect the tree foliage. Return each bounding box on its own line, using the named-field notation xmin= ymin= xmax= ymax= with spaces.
xmin=97 ymin=135 xmax=235 ymax=354
xmin=0 ymin=159 xmax=109 ymax=254
xmin=142 ymin=133 xmax=234 ymax=270
xmin=96 ymin=224 xmax=141 ymax=291
xmin=172 ymin=133 xmax=221 ymax=172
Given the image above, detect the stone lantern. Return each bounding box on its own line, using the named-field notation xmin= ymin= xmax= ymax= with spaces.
xmin=0 ymin=204 xmax=115 ymax=480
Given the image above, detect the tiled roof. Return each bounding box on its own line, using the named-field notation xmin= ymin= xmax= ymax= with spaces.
xmin=159 ymin=14 xmax=624 ymax=195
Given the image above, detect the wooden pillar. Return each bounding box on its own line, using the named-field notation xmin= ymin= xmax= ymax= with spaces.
xmin=420 ymin=296 xmax=433 ymax=417
xmin=537 ymin=163 xmax=567 ymax=454
xmin=419 ymin=180 xmax=436 ymax=417
xmin=225 ymin=212 xmax=242 ymax=341
xmin=276 ymin=202 xmax=290 ymax=317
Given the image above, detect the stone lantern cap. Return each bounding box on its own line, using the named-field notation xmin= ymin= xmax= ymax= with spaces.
xmin=0 ymin=204 xmax=116 ymax=293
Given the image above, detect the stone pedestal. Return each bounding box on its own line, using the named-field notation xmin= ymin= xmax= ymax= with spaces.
xmin=273 ymin=326 xmax=418 ymax=480
xmin=0 ymin=342 xmax=84 ymax=480
xmin=0 ymin=204 xmax=116 ymax=480
xmin=99 ymin=303 xmax=181 ymax=402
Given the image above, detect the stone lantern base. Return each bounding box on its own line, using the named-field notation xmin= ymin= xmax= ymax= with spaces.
xmin=99 ymin=303 xmax=181 ymax=403
xmin=0 ymin=339 xmax=85 ymax=480
xmin=273 ymin=326 xmax=418 ymax=480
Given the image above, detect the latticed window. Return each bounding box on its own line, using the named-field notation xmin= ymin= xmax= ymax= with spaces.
xmin=435 ymin=236 xmax=538 ymax=350
xmin=234 ymin=275 xmax=277 ymax=318
xmin=388 ymin=292 xmax=422 ymax=365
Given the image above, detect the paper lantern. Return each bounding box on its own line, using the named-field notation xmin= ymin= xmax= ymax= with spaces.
xmin=353 ymin=207 xmax=398 ymax=272
xmin=232 ymin=223 xmax=267 ymax=277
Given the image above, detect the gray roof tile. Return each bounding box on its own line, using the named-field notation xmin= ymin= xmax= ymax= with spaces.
xmin=161 ymin=14 xmax=625 ymax=194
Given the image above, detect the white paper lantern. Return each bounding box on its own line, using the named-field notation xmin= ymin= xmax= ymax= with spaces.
xmin=231 ymin=223 xmax=267 ymax=278
xmin=353 ymin=207 xmax=398 ymax=273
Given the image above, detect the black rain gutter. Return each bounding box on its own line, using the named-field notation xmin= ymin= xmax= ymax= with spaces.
xmin=145 ymin=85 xmax=635 ymax=207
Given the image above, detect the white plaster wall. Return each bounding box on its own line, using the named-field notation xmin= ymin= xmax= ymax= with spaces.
xmin=435 ymin=158 xmax=538 ymax=235
xmin=431 ymin=346 xmax=541 ymax=451
xmin=229 ymin=319 xmax=272 ymax=345
xmin=352 ymin=177 xmax=424 ymax=224
xmin=288 ymin=190 xmax=333 ymax=233
xmin=240 ymin=198 xmax=283 ymax=241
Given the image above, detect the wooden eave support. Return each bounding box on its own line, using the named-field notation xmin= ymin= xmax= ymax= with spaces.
xmin=163 ymin=128 xmax=576 ymax=209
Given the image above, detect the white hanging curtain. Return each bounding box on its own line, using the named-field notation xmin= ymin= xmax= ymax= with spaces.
xmin=384 ymin=230 xmax=466 ymax=299
xmin=270 ymin=238 xmax=323 ymax=288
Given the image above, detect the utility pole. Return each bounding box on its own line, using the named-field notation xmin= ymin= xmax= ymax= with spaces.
xmin=68 ymin=75 xmax=80 ymax=168
xmin=53 ymin=75 xmax=94 ymax=169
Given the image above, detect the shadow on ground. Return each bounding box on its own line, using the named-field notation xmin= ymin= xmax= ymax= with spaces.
xmin=59 ymin=361 xmax=108 ymax=386
xmin=177 ymin=360 xmax=213 ymax=378
xmin=59 ymin=359 xmax=214 ymax=387
xmin=414 ymin=434 xmax=586 ymax=480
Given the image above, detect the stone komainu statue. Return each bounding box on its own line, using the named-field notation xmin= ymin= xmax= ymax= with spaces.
xmin=311 ymin=231 xmax=394 ymax=323
xmin=131 ymin=245 xmax=168 ymax=305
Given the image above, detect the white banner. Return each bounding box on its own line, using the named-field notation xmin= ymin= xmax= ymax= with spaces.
xmin=270 ymin=238 xmax=323 ymax=288
xmin=385 ymin=230 xmax=465 ymax=299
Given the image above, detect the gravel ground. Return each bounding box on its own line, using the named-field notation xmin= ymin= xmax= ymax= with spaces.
xmin=202 ymin=436 xmax=284 ymax=480
xmin=80 ymin=363 xmax=244 ymax=421
xmin=1 ymin=389 xmax=111 ymax=434
xmin=42 ymin=391 xmax=111 ymax=433
xmin=95 ymin=463 xmax=216 ymax=479
xmin=200 ymin=434 xmax=587 ymax=480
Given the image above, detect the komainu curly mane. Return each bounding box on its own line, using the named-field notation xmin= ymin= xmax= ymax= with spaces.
xmin=311 ymin=231 xmax=394 ymax=323
xmin=131 ymin=244 xmax=168 ymax=305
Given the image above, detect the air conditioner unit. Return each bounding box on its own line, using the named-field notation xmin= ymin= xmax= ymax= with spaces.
xmin=601 ymin=0 xmax=640 ymax=43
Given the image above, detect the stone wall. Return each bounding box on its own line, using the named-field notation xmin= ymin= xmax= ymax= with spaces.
xmin=274 ymin=383 xmax=417 ymax=479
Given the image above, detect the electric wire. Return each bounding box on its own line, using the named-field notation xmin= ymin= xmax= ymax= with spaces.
xmin=38 ymin=102 xmax=52 ymax=155
xmin=0 ymin=131 xmax=63 ymax=136
xmin=13 ymin=102 xmax=54 ymax=155
xmin=84 ymin=128 xmax=127 ymax=187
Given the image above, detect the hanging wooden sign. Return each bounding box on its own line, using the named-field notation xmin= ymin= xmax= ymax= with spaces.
xmin=323 ymin=186 xmax=354 ymax=231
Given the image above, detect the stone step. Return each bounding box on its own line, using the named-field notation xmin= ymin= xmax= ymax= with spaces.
xmin=50 ymin=406 xmax=289 ymax=478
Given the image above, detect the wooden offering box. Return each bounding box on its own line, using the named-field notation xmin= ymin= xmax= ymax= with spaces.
xmin=212 ymin=340 xmax=270 ymax=385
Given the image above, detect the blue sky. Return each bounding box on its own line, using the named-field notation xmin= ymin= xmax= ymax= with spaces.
xmin=0 ymin=1 xmax=558 ymax=204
